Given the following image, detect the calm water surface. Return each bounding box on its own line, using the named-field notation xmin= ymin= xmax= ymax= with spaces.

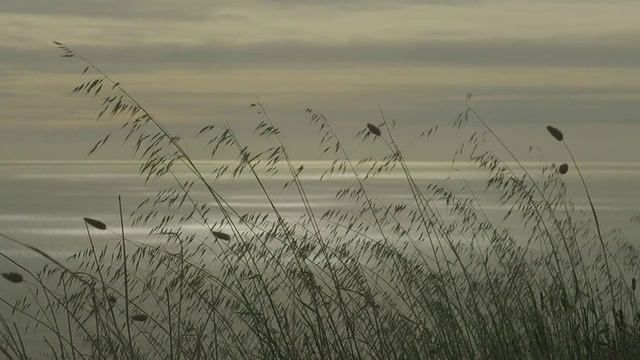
xmin=1 ymin=160 xmax=639 ymax=259
xmin=1 ymin=160 xmax=639 ymax=352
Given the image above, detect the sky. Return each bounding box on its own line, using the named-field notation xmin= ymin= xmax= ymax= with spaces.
xmin=1 ymin=0 xmax=639 ymax=161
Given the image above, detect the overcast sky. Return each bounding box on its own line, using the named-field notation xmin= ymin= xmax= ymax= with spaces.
xmin=1 ymin=0 xmax=639 ymax=161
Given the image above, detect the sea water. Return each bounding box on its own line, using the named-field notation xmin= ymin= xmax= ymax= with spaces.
xmin=1 ymin=161 xmax=638 ymax=257
xmin=1 ymin=160 xmax=639 ymax=354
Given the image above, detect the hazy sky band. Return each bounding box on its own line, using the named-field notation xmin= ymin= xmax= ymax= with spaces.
xmin=1 ymin=0 xmax=639 ymax=161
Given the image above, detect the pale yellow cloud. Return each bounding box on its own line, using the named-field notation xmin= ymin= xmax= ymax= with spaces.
xmin=3 ymin=64 xmax=640 ymax=131
xmin=80 ymin=66 xmax=640 ymax=97
xmin=2 ymin=2 xmax=640 ymax=49
xmin=2 ymin=0 xmax=640 ymax=160
xmin=5 ymin=64 xmax=640 ymax=102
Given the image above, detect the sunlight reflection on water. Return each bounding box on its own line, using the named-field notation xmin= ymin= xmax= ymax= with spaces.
xmin=1 ymin=161 xmax=639 ymax=258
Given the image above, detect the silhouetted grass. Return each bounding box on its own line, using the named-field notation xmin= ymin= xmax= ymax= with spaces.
xmin=1 ymin=42 xmax=640 ymax=359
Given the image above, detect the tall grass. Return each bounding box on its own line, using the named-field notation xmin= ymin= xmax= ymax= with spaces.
xmin=1 ymin=42 xmax=640 ymax=359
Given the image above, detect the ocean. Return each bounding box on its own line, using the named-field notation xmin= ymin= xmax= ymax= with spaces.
xmin=1 ymin=160 xmax=639 ymax=261
xmin=1 ymin=160 xmax=639 ymax=354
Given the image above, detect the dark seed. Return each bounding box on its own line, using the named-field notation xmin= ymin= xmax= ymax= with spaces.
xmin=2 ymin=272 xmax=23 ymax=283
xmin=212 ymin=231 xmax=231 ymax=241
xmin=83 ymin=217 xmax=106 ymax=230
xmin=367 ymin=123 xmax=381 ymax=137
xmin=558 ymin=163 xmax=569 ymax=174
xmin=546 ymin=126 xmax=564 ymax=141
xmin=130 ymin=314 xmax=148 ymax=322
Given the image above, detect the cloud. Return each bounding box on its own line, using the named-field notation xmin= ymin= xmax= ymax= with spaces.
xmin=4 ymin=33 xmax=640 ymax=74
xmin=0 ymin=0 xmax=220 ymax=20
xmin=3 ymin=1 xmax=640 ymax=77
xmin=1 ymin=0 xmax=640 ymax=160
xmin=3 ymin=1 xmax=640 ymax=49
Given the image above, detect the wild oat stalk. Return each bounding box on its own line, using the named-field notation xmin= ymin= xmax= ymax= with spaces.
xmin=1 ymin=43 xmax=639 ymax=359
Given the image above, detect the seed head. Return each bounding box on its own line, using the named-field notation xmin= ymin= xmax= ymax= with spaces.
xmin=367 ymin=123 xmax=381 ymax=137
xmin=546 ymin=126 xmax=564 ymax=141
xmin=130 ymin=314 xmax=148 ymax=322
xmin=83 ymin=217 xmax=107 ymax=230
xmin=212 ymin=231 xmax=231 ymax=241
xmin=558 ymin=163 xmax=569 ymax=174
xmin=2 ymin=272 xmax=24 ymax=283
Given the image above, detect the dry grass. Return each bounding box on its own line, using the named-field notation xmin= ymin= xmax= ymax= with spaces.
xmin=1 ymin=42 xmax=640 ymax=359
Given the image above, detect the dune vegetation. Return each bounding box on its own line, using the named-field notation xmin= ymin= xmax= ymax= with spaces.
xmin=1 ymin=42 xmax=640 ymax=359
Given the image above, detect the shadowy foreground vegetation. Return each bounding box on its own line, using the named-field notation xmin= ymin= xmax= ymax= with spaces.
xmin=1 ymin=42 xmax=640 ymax=359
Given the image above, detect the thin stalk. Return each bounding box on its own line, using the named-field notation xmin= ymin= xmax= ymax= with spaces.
xmin=562 ymin=144 xmax=616 ymax=311
xmin=119 ymin=195 xmax=134 ymax=357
